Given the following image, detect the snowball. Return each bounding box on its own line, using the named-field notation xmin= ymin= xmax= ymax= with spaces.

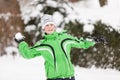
xmin=15 ymin=32 xmax=24 ymax=40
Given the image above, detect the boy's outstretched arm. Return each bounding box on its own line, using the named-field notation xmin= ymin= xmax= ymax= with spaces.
xmin=14 ymin=32 xmax=41 ymax=59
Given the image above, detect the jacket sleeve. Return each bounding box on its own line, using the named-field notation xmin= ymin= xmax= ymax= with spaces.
xmin=18 ymin=41 xmax=41 ymax=59
xmin=68 ymin=35 xmax=96 ymax=49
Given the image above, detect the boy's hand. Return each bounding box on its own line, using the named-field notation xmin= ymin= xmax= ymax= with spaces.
xmin=14 ymin=32 xmax=25 ymax=43
xmin=85 ymin=36 xmax=108 ymax=44
xmin=93 ymin=36 xmax=108 ymax=44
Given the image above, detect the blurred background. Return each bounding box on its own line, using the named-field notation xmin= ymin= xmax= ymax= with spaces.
xmin=0 ymin=0 xmax=120 ymax=71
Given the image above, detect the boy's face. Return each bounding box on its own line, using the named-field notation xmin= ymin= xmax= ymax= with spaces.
xmin=44 ymin=23 xmax=55 ymax=34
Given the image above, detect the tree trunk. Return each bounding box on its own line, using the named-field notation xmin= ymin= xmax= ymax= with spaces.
xmin=0 ymin=0 xmax=24 ymax=56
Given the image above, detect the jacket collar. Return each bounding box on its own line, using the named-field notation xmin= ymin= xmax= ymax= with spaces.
xmin=44 ymin=31 xmax=58 ymax=40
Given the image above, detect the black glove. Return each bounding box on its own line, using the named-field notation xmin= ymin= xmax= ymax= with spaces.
xmin=93 ymin=36 xmax=108 ymax=44
xmin=14 ymin=32 xmax=25 ymax=43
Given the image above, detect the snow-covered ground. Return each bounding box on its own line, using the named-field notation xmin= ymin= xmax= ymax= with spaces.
xmin=0 ymin=56 xmax=120 ymax=80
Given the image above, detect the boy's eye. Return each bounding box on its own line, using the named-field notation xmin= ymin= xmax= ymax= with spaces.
xmin=46 ymin=24 xmax=49 ymax=26
xmin=50 ymin=24 xmax=54 ymax=26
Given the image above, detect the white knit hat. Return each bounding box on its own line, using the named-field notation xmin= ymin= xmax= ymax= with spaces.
xmin=41 ymin=14 xmax=55 ymax=29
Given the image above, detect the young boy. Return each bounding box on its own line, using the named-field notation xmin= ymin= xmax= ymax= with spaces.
xmin=15 ymin=14 xmax=96 ymax=80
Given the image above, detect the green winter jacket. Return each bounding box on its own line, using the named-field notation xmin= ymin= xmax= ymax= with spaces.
xmin=18 ymin=31 xmax=95 ymax=79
